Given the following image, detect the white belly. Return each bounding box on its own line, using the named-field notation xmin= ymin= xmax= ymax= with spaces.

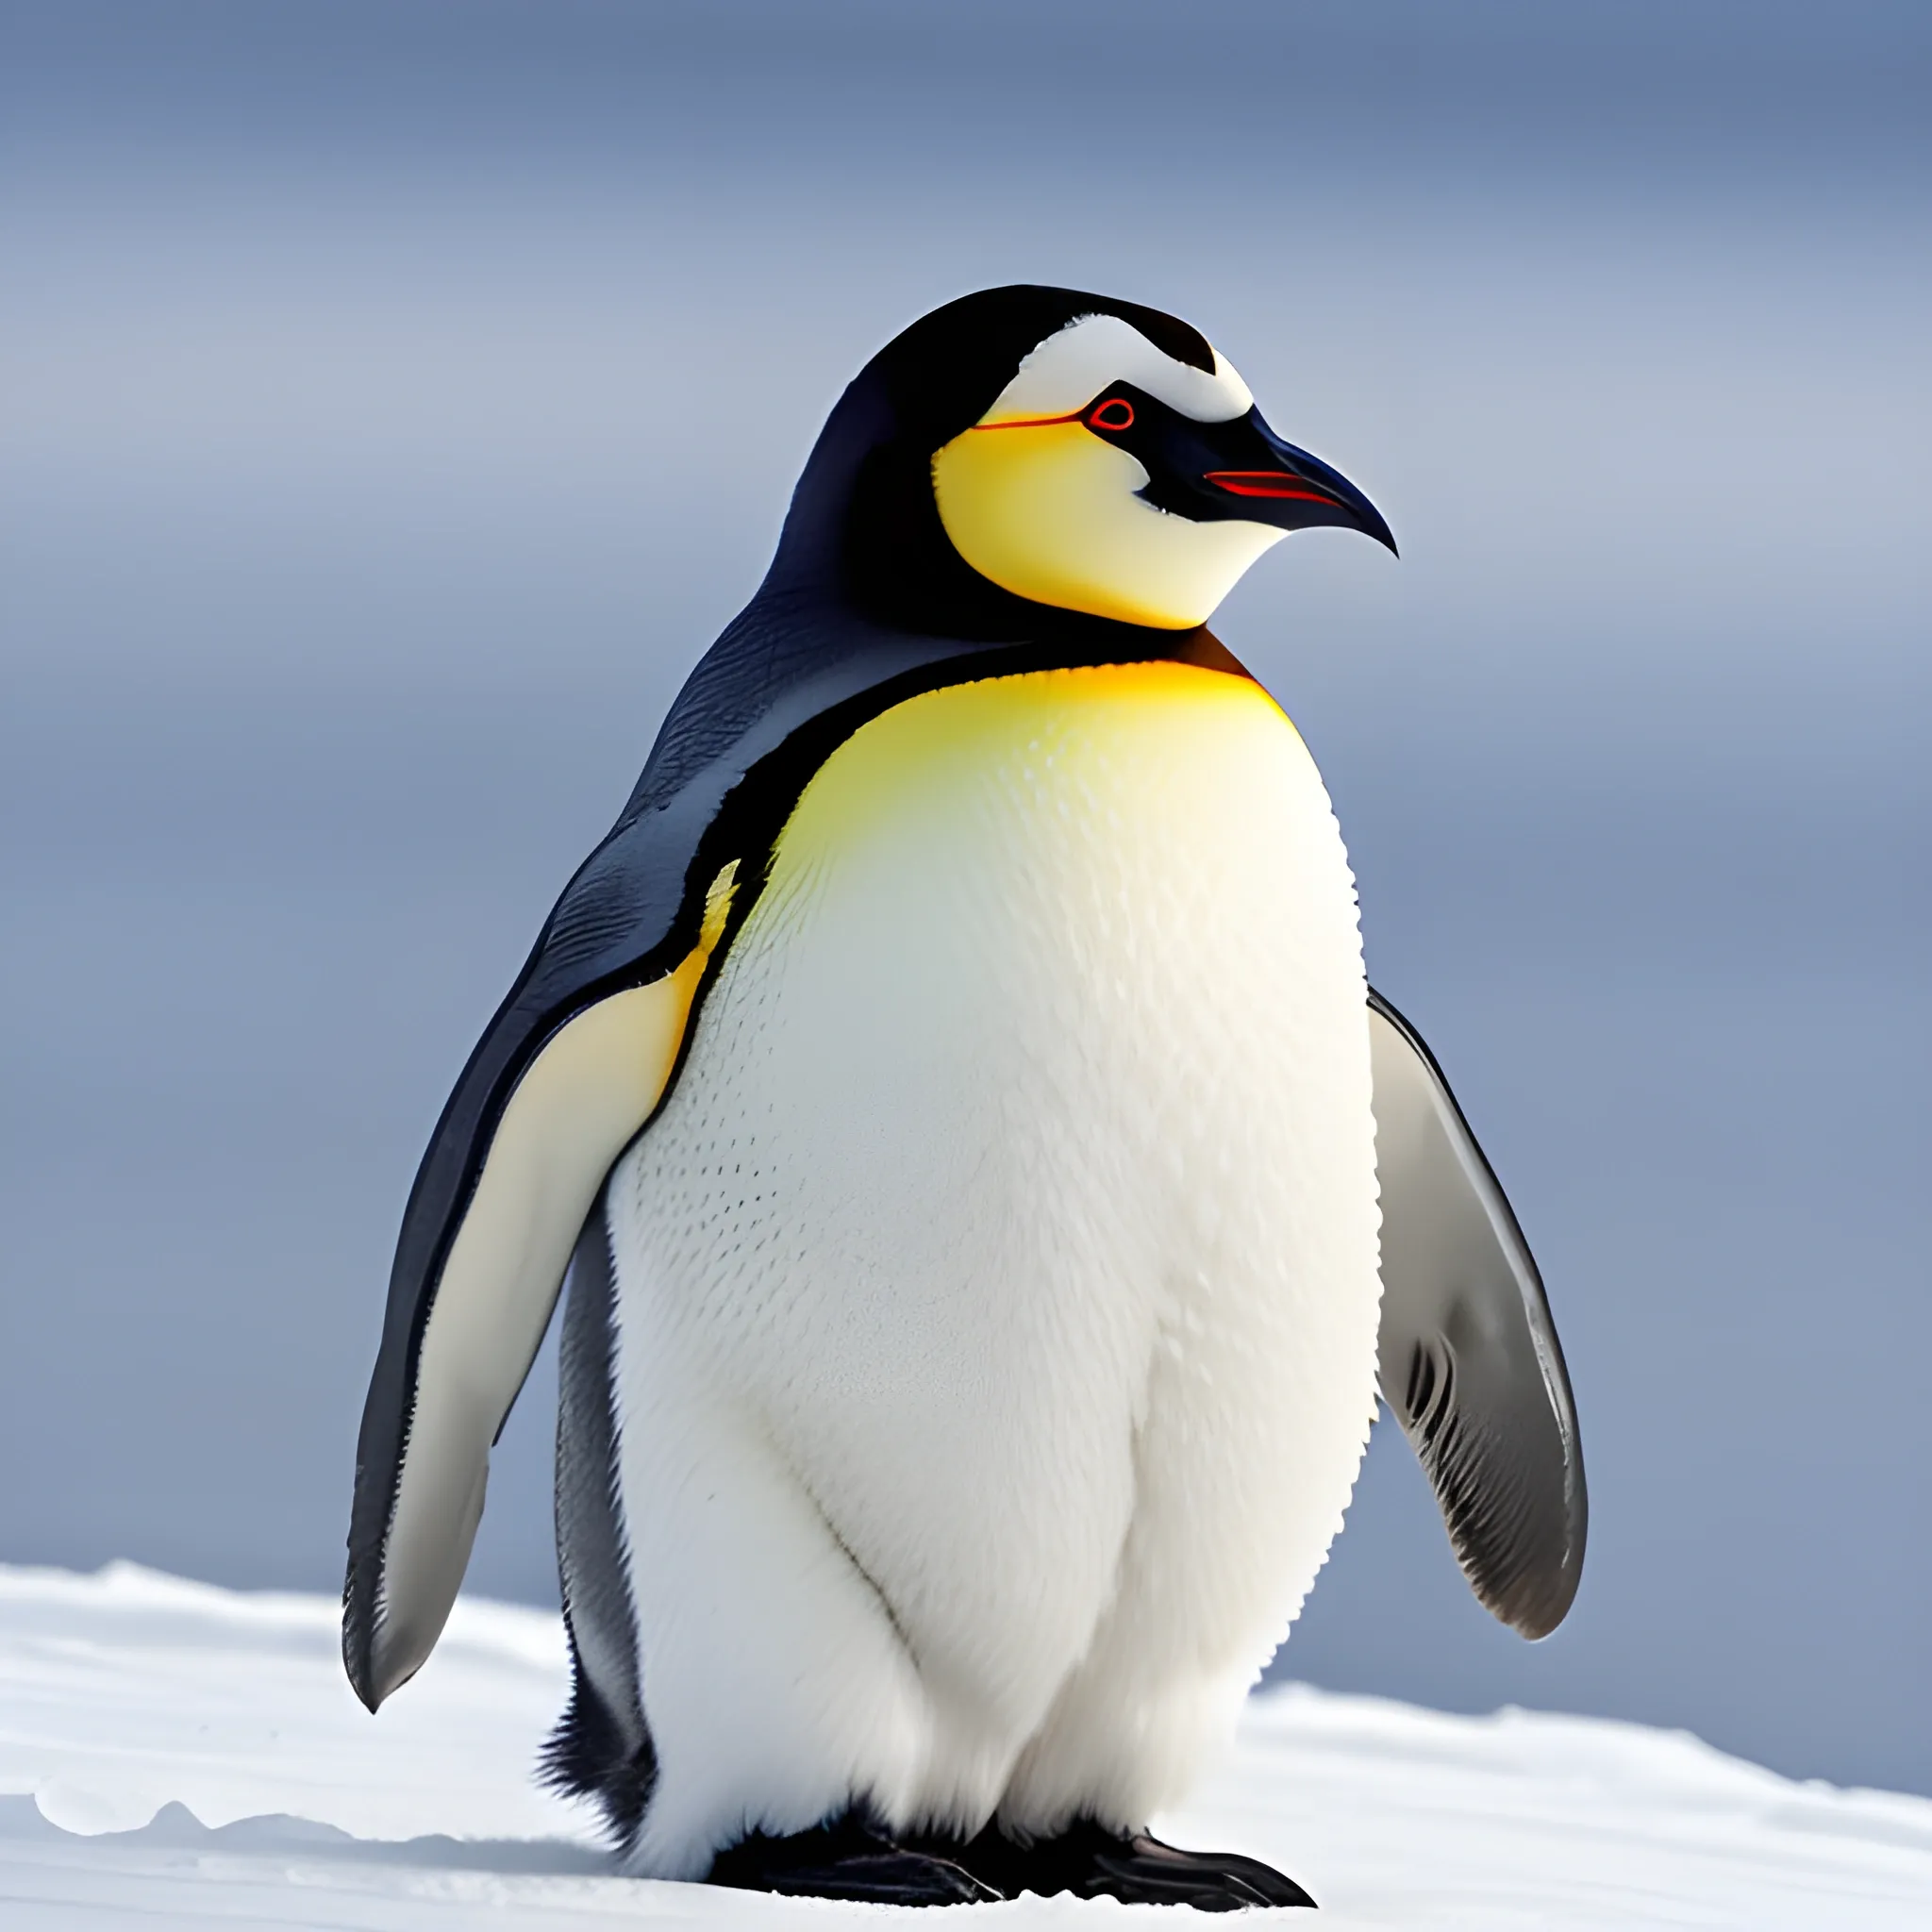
xmin=606 ymin=660 xmax=1381 ymax=1856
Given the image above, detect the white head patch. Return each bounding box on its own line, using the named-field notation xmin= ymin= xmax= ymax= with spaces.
xmin=978 ymin=313 xmax=1254 ymax=428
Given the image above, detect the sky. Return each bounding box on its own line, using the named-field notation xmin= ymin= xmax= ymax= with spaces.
xmin=2 ymin=2 xmax=1927 ymax=1794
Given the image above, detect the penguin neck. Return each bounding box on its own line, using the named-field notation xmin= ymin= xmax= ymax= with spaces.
xmin=619 ymin=377 xmax=1251 ymax=835
xmin=758 ymin=373 xmax=889 ymax=599
xmin=755 ymin=369 xmax=1192 ymax=662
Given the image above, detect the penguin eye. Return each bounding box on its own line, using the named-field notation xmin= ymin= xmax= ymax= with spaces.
xmin=1086 ymin=397 xmax=1135 ymax=434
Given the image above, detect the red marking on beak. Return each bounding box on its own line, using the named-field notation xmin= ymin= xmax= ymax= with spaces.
xmin=1205 ymin=471 xmax=1339 ymax=505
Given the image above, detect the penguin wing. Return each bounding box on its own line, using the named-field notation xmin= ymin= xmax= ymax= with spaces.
xmin=1368 ymin=988 xmax=1588 ymax=1638
xmin=343 ymin=837 xmax=741 ymax=1714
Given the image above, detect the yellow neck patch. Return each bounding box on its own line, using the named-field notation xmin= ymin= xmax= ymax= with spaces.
xmin=769 ymin=660 xmax=1299 ymax=872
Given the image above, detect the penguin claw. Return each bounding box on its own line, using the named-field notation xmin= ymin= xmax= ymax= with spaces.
xmin=706 ymin=1812 xmax=1003 ymax=1906
xmin=916 ymin=1819 xmax=1317 ymax=1910
xmin=1087 ymin=1833 xmax=1317 ymax=1910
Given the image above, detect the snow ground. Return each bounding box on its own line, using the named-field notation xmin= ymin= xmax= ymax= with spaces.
xmin=0 ymin=1564 xmax=1925 ymax=1930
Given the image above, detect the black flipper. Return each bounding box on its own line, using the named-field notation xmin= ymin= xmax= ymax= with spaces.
xmin=541 ymin=1193 xmax=658 ymax=1847
xmin=1368 ymin=988 xmax=1587 ymax=1638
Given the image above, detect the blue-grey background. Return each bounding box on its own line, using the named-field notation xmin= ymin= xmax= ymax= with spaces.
xmin=3 ymin=1 xmax=1926 ymax=1795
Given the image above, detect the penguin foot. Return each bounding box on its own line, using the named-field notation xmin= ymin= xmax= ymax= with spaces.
xmin=706 ymin=1811 xmax=1002 ymax=1906
xmin=919 ymin=1818 xmax=1316 ymax=1910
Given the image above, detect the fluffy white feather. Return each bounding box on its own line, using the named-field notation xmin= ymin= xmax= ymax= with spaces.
xmin=606 ymin=663 xmax=1381 ymax=1876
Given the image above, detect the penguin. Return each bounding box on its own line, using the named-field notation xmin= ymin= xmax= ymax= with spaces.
xmin=344 ymin=286 xmax=1586 ymax=1909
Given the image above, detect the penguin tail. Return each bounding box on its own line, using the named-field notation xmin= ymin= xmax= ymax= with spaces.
xmin=539 ymin=1653 xmax=658 ymax=1851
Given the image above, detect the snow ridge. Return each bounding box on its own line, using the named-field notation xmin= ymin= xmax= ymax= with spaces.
xmin=0 ymin=1562 xmax=1925 ymax=1928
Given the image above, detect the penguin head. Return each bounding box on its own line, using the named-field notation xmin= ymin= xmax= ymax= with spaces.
xmin=783 ymin=285 xmax=1394 ymax=638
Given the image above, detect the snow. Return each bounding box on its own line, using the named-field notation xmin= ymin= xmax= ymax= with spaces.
xmin=0 ymin=1564 xmax=1926 ymax=1929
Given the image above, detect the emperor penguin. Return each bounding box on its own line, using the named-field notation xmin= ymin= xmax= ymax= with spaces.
xmin=345 ymin=286 xmax=1586 ymax=1909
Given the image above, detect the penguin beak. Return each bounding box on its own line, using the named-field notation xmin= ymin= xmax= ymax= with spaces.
xmin=1199 ymin=410 xmax=1398 ymax=556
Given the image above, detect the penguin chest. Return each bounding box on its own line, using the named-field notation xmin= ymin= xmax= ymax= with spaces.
xmin=608 ymin=661 xmax=1381 ymax=1707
